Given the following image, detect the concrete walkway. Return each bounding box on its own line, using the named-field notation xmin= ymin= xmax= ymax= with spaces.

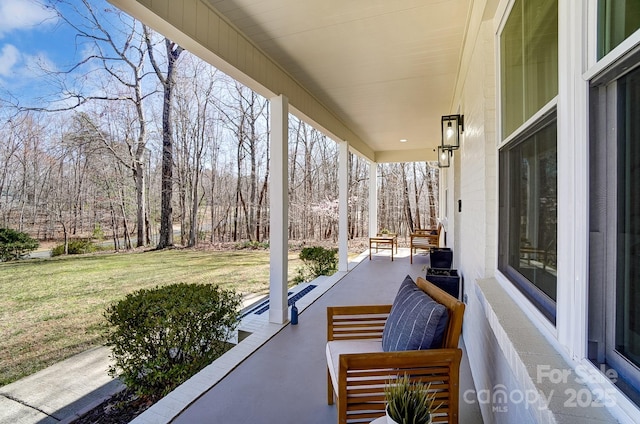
xmin=0 ymin=290 xmax=287 ymax=424
xmin=0 ymin=346 xmax=122 ymax=424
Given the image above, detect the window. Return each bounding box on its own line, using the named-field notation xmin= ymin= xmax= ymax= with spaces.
xmin=590 ymin=61 xmax=640 ymax=398
xmin=590 ymin=3 xmax=640 ymax=399
xmin=598 ymin=0 xmax=640 ymax=59
xmin=498 ymin=0 xmax=558 ymax=322
xmin=500 ymin=0 xmax=558 ymax=137
xmin=616 ymin=68 xmax=640 ymax=371
xmin=499 ymin=117 xmax=557 ymax=322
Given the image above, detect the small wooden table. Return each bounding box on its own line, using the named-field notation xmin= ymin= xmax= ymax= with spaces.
xmin=369 ymin=235 xmax=398 ymax=261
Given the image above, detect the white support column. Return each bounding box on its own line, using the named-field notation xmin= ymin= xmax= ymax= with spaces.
xmin=338 ymin=141 xmax=349 ymax=272
xmin=369 ymin=161 xmax=378 ymax=236
xmin=269 ymin=95 xmax=288 ymax=324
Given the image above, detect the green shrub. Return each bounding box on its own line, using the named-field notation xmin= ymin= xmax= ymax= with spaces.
xmin=51 ymin=239 xmax=99 ymax=256
xmin=292 ymin=267 xmax=307 ymax=284
xmin=104 ymin=283 xmax=242 ymax=400
xmin=295 ymin=246 xmax=338 ymax=282
xmin=0 ymin=228 xmax=39 ymax=261
xmin=92 ymin=224 xmax=104 ymax=240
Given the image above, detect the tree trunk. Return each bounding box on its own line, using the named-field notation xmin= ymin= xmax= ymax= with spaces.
xmin=401 ymin=164 xmax=414 ymax=233
xmin=134 ymin=162 xmax=146 ymax=247
xmin=412 ymin=162 xmax=422 ymax=229
xmin=157 ymin=86 xmax=175 ymax=249
xmin=188 ymin=148 xmax=202 ymax=247
xmin=119 ymin=186 xmax=132 ymax=249
xmin=61 ymin=221 xmax=69 ymax=255
xmin=427 ymin=164 xmax=438 ymax=227
xmin=154 ymin=37 xmax=184 ymax=249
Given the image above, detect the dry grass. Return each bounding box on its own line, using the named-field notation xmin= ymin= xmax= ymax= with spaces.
xmin=0 ymin=248 xmax=305 ymax=386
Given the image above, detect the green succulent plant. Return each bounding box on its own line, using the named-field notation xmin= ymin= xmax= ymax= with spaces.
xmin=384 ymin=374 xmax=436 ymax=424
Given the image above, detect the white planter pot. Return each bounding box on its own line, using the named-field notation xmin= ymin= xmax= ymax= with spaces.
xmin=385 ymin=407 xmax=432 ymax=424
xmin=385 ymin=407 xmax=400 ymax=424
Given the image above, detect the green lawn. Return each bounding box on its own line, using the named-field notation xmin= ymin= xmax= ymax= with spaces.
xmin=0 ymin=249 xmax=303 ymax=386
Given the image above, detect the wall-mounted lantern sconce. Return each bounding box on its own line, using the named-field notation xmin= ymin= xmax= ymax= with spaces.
xmin=437 ymin=145 xmax=451 ymax=168
xmin=441 ymin=114 xmax=464 ymax=150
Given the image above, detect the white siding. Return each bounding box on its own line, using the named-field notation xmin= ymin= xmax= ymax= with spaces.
xmin=456 ymin=21 xmax=497 ymax=285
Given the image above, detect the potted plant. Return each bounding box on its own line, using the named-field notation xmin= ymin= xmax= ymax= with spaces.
xmin=379 ymin=228 xmax=395 ymax=237
xmin=384 ymin=374 xmax=436 ymax=424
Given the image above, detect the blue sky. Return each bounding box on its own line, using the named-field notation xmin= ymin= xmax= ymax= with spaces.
xmin=0 ymin=0 xmax=114 ymax=102
xmin=0 ymin=0 xmax=61 ymax=86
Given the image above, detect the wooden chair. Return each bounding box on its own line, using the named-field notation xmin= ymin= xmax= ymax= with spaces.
xmin=410 ymin=224 xmax=442 ymax=264
xmin=326 ymin=277 xmax=465 ymax=424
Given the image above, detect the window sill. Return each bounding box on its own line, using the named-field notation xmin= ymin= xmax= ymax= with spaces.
xmin=471 ymin=277 xmax=619 ymax=423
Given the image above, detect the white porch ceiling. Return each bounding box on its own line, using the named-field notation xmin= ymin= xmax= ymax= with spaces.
xmin=109 ymin=0 xmax=471 ymax=161
xmin=206 ymin=0 xmax=471 ymax=159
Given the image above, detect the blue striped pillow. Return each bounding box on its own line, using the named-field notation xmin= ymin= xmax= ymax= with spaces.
xmin=382 ymin=275 xmax=447 ymax=351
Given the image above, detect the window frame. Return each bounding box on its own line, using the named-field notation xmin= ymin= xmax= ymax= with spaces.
xmin=498 ymin=110 xmax=558 ymax=324
xmin=498 ymin=0 xmax=559 ymax=139
xmin=589 ymin=52 xmax=640 ymax=400
xmin=497 ymin=0 xmax=559 ymax=324
xmin=597 ymin=0 xmax=640 ymax=60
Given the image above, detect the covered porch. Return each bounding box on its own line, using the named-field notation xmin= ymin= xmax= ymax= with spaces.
xmin=107 ymin=0 xmax=640 ymax=422
xmin=132 ymin=249 xmax=483 ymax=423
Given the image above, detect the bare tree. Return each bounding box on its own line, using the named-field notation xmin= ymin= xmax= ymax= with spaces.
xmin=12 ymin=115 xmax=51 ymax=236
xmin=17 ymin=0 xmax=155 ymax=248
xmin=173 ymin=58 xmax=219 ymax=247
xmin=0 ymin=114 xmax=28 ymax=227
xmin=217 ymin=80 xmax=268 ymax=242
xmin=412 ymin=162 xmax=422 ymax=228
xmin=426 ymin=163 xmax=439 ymax=227
xmin=0 ymin=3 xmax=439 ymax=249
xmin=145 ymin=27 xmax=184 ymax=249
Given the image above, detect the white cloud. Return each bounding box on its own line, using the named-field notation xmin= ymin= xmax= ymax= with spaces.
xmin=0 ymin=0 xmax=58 ymax=38
xmin=0 ymin=44 xmax=20 ymax=76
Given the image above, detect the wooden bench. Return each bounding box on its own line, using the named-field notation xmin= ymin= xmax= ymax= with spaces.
xmin=326 ymin=277 xmax=465 ymax=424
xmin=410 ymin=224 xmax=442 ymax=264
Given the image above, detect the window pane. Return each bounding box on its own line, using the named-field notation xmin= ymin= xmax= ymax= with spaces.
xmin=501 ymin=0 xmax=524 ymax=137
xmin=599 ymin=0 xmax=640 ymax=59
xmin=501 ymin=0 xmax=558 ymax=138
xmin=616 ymin=66 xmax=640 ymax=368
xmin=507 ymin=122 xmax=558 ymax=302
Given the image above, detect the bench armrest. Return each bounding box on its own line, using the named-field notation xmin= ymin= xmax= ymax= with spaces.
xmin=327 ymin=305 xmax=392 ymax=342
xmin=411 ymin=233 xmax=438 ymax=244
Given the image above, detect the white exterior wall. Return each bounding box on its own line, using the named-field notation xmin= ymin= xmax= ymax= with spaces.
xmin=454 ymin=15 xmax=618 ymax=422
xmin=455 ymin=1 xmax=636 ymax=422
xmin=453 ymin=18 xmax=514 ymax=422
xmin=456 ymin=21 xmax=498 ymax=285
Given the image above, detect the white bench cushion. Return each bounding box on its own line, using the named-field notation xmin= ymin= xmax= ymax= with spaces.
xmin=326 ymin=340 xmax=382 ymax=392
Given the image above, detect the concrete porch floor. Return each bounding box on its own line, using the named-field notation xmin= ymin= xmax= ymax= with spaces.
xmin=155 ymin=248 xmax=483 ymax=424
